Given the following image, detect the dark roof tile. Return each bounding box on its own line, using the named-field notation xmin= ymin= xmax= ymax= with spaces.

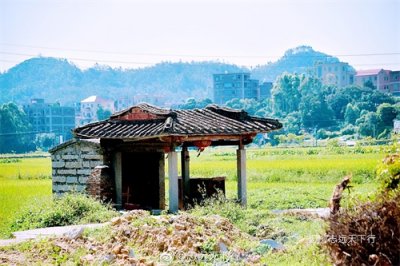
xmin=74 ymin=103 xmax=282 ymax=140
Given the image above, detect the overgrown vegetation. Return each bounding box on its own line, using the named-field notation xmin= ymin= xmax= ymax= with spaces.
xmin=1 ymin=147 xmax=384 ymax=238
xmin=0 ymin=146 xmax=393 ymax=264
xmin=323 ymin=154 xmax=400 ymax=265
xmin=10 ymin=193 xmax=118 ymax=232
xmin=324 ymin=193 xmax=400 ymax=265
xmin=191 ymin=147 xmax=384 ymax=184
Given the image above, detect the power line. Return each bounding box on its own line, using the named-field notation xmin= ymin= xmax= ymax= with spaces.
xmin=1 ymin=43 xmax=400 ymax=59
xmin=0 ymin=130 xmax=62 ymax=136
xmin=0 ymin=51 xmax=154 ymax=65
xmin=0 ymin=52 xmax=399 ymax=68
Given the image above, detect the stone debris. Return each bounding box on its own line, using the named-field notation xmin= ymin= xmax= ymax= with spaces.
xmin=0 ymin=210 xmax=262 ymax=265
xmin=64 ymin=227 xmax=84 ymax=240
xmin=259 ymin=239 xmax=285 ymax=251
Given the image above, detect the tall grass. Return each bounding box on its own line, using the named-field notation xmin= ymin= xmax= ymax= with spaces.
xmin=0 ymin=179 xmax=52 ymax=237
xmin=0 ymin=157 xmax=51 ymax=180
xmin=189 ymin=148 xmax=384 ymax=184
xmin=0 ymin=146 xmax=385 ymax=239
xmin=0 ymin=157 xmax=52 ymax=238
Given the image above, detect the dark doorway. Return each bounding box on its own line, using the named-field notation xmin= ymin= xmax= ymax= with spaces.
xmin=121 ymin=152 xmax=163 ymax=210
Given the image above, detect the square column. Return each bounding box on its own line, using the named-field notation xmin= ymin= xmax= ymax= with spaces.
xmin=237 ymin=147 xmax=247 ymax=207
xmin=181 ymin=146 xmax=190 ymax=208
xmin=168 ymin=150 xmax=179 ymax=213
xmin=158 ymin=152 xmax=166 ymax=209
xmin=113 ymin=152 xmax=122 ymax=209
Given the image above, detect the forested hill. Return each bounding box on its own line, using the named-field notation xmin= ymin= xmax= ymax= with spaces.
xmin=251 ymin=46 xmax=341 ymax=80
xmin=0 ymin=46 xmax=342 ymax=105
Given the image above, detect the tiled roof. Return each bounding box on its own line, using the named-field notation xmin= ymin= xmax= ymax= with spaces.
xmin=49 ymin=138 xmax=100 ymax=153
xmin=73 ymin=103 xmax=282 ymax=140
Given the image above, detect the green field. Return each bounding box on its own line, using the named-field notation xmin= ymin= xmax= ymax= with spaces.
xmin=0 ymin=157 xmax=52 ymax=238
xmin=0 ymin=146 xmax=386 ymax=265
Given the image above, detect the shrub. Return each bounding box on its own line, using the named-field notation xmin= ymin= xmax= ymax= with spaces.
xmin=326 ymin=139 xmax=344 ymax=154
xmin=11 ymin=193 xmax=118 ymax=232
xmin=323 ymin=193 xmax=400 ymax=265
xmin=323 ymin=154 xmax=400 ymax=265
xmin=340 ymin=124 xmax=356 ymax=135
xmin=376 ymin=154 xmax=400 ymax=191
xmin=188 ymin=192 xmax=246 ymax=228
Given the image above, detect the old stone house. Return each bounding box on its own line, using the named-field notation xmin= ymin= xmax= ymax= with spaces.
xmin=50 ymin=103 xmax=282 ymax=212
xmin=50 ymin=139 xmax=103 ymax=194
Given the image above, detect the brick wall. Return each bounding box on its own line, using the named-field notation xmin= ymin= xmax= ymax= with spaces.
xmin=51 ymin=139 xmax=104 ymax=195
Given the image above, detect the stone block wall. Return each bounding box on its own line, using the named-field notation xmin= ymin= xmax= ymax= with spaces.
xmin=50 ymin=139 xmax=104 ymax=195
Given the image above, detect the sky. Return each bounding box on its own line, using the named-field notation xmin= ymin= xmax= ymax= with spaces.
xmin=0 ymin=0 xmax=399 ymax=72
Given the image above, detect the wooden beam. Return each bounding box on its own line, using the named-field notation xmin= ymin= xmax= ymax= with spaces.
xmin=181 ymin=146 xmax=190 ymax=208
xmin=168 ymin=149 xmax=179 ymax=213
xmin=113 ymin=152 xmax=122 ymax=209
xmin=237 ymin=144 xmax=247 ymax=207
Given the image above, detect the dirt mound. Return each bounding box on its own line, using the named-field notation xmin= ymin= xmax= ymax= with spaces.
xmin=0 ymin=210 xmax=261 ymax=265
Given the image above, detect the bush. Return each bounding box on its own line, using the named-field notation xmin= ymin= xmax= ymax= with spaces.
xmin=326 ymin=139 xmax=345 ymax=154
xmin=11 ymin=193 xmax=118 ymax=232
xmin=323 ymin=193 xmax=400 ymax=265
xmin=188 ymin=192 xmax=246 ymax=228
xmin=317 ymin=129 xmax=339 ymax=140
xmin=323 ymin=154 xmax=400 ymax=265
xmin=340 ymin=124 xmax=357 ymax=135
xmin=376 ymin=154 xmax=400 ymax=191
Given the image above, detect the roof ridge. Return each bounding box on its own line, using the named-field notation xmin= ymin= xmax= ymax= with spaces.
xmin=110 ymin=102 xmax=173 ymax=119
xmin=205 ymin=104 xmax=248 ymax=120
xmin=73 ymin=104 xmax=283 ymax=140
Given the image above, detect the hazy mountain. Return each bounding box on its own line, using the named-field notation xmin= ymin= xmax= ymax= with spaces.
xmin=251 ymin=45 xmax=339 ymax=82
xmin=0 ymin=58 xmax=244 ymax=105
xmin=0 ymin=46 xmax=343 ymax=106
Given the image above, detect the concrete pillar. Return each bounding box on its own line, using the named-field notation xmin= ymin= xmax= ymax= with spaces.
xmin=168 ymin=150 xmax=179 ymax=213
xmin=237 ymin=146 xmax=247 ymax=207
xmin=181 ymin=146 xmax=190 ymax=208
xmin=113 ymin=152 xmax=122 ymax=209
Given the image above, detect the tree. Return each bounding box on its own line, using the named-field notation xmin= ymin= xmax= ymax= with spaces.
xmin=326 ymin=84 xmax=395 ymax=128
xmin=299 ymin=93 xmax=335 ymax=128
xmin=344 ymin=103 xmax=360 ymax=125
xmin=364 ymin=80 xmax=376 ymax=90
xmin=225 ymin=98 xmax=270 ymax=116
xmin=177 ymin=98 xmax=213 ymax=110
xmin=298 ymin=76 xmax=335 ymax=129
xmin=356 ymin=112 xmax=379 ymax=137
xmin=283 ymin=112 xmax=302 ymax=134
xmin=35 ymin=133 xmax=56 ymax=151
xmin=377 ymin=103 xmax=397 ymax=127
xmin=271 ymin=73 xmax=301 ymax=116
xmin=0 ymin=102 xmax=35 ymax=153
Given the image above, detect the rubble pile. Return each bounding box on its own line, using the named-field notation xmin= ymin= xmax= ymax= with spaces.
xmin=1 ymin=210 xmax=261 ymax=265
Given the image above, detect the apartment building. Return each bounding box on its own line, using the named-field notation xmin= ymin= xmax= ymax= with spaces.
xmin=76 ymin=95 xmax=115 ymax=126
xmin=354 ymin=69 xmax=400 ymax=94
xmin=213 ymin=73 xmax=271 ymax=104
xmin=314 ymin=61 xmax=355 ymax=87
xmin=114 ymin=97 xmax=136 ymax=112
xmin=259 ymin=81 xmax=273 ymax=99
xmin=23 ymin=99 xmax=75 ymax=142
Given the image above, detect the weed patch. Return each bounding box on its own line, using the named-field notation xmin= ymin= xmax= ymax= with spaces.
xmin=11 ymin=193 xmax=118 ymax=232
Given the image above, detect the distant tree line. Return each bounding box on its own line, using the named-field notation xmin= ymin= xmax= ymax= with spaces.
xmin=2 ymin=68 xmax=399 ymax=153
xmin=271 ymin=73 xmax=398 ymax=140
xmin=176 ymin=73 xmax=400 ymax=145
xmin=0 ymin=103 xmax=36 ymax=153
